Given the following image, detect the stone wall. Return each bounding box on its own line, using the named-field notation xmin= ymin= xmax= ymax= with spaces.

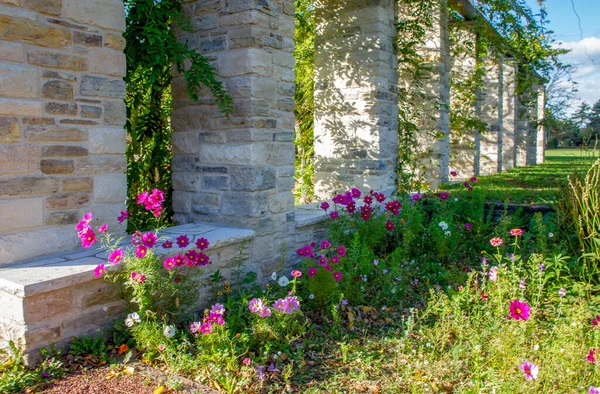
xmin=501 ymin=58 xmax=517 ymax=171
xmin=0 ymin=0 xmax=127 ymax=266
xmin=313 ymin=0 xmax=399 ymax=199
xmin=171 ymin=0 xmax=297 ymax=277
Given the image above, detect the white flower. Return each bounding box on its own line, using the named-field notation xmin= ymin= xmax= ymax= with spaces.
xmin=381 ymin=306 xmax=387 ymax=311
xmin=125 ymin=318 xmax=134 ymax=327
xmin=534 ymin=344 xmax=540 ymax=351
xmin=163 ymin=325 xmax=176 ymax=338
xmin=278 ymin=275 xmax=289 ymax=287
xmin=454 ymin=198 xmax=459 ymax=202
xmin=271 ymin=272 xmax=277 ymax=281
xmin=130 ymin=312 xmax=141 ymax=323
xmin=444 ymin=231 xmax=451 ymax=237
xmin=438 ymin=221 xmax=448 ymax=230
xmin=309 ymin=294 xmax=315 ymax=299
xmin=548 ymin=232 xmax=554 ymax=238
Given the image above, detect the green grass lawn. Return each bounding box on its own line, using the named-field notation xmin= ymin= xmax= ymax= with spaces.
xmin=441 ymin=148 xmax=599 ymax=204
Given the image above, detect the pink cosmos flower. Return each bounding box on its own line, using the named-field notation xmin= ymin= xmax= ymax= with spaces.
xmin=158 ymin=344 xmax=165 ymax=352
xmin=98 ymin=224 xmax=108 ymax=233
xmin=375 ymin=192 xmax=386 ymax=203
xmin=196 ymin=252 xmax=210 ymax=266
xmin=320 ymin=240 xmax=331 ymax=249
xmin=323 ymin=265 xmax=333 ymax=271
xmin=510 ymin=228 xmax=524 ymax=237
xmin=176 ymin=235 xmax=189 ymax=248
xmin=258 ymin=307 xmax=271 ymax=317
xmin=320 ymin=201 xmax=330 ymax=210
xmin=592 ymin=315 xmax=600 ymax=327
xmin=385 ymin=221 xmax=395 ymax=232
xmin=273 ymin=298 xmax=287 ymax=312
xmin=329 ymin=211 xmax=339 ymax=219
xmin=519 ymin=361 xmax=539 ymax=381
xmin=136 ymin=191 xmax=149 ymax=205
xmin=79 ymin=227 xmax=97 ymax=248
xmin=337 ymin=246 xmax=347 ymax=257
xmin=200 ymin=322 xmax=212 ymax=334
xmin=291 ymin=270 xmax=302 ymax=278
xmin=163 ymin=257 xmax=175 ymax=270
xmin=363 ymin=196 xmax=373 ymax=205
xmin=464 ymin=223 xmax=472 ymax=231
xmin=205 ymin=312 xmax=225 ymax=326
xmin=589 ymin=387 xmax=600 ymax=394
xmin=333 ymin=271 xmax=343 ymax=282
xmin=186 ymin=250 xmax=199 ymax=265
xmin=488 ymin=267 xmax=498 ymax=282
xmin=75 ymin=219 xmax=88 ymax=232
xmin=211 ymin=303 xmax=225 ymax=315
xmin=141 ymin=232 xmax=158 ymax=248
xmin=242 ymin=357 xmax=252 ymax=366
xmin=190 ymin=322 xmax=202 ymax=335
xmin=412 ymin=193 xmax=421 ymax=201
xmin=588 ymin=348 xmax=598 ymax=364
xmin=131 ymin=272 xmax=146 ymax=284
xmin=330 ymin=255 xmax=340 ymax=264
xmin=490 ymin=237 xmax=503 ymax=247
xmin=450 ymin=171 xmax=458 ymax=176
xmin=117 ymin=210 xmax=128 ymax=224
xmin=82 ymin=212 xmax=92 ymax=223
xmin=149 ymin=188 xmax=165 ymax=206
xmin=195 ymin=237 xmax=209 ymax=251
xmin=470 ymin=176 xmax=478 ymax=183
xmin=108 ymin=248 xmax=124 ymax=265
xmin=173 ymin=254 xmax=186 ymax=266
xmin=509 ymin=299 xmax=531 ymax=320
xmin=162 ymin=240 xmax=173 ymax=249
xmin=285 ymin=296 xmax=300 ymax=312
xmin=558 ymin=288 xmax=567 ymax=297
xmin=248 ymin=298 xmax=264 ymax=313
xmin=317 ymin=255 xmax=328 ymax=266
xmin=439 ymin=192 xmax=450 ymax=201
xmin=351 ymin=188 xmax=361 ymax=198
xmin=135 ymin=245 xmax=147 ymax=259
xmin=94 ymin=264 xmax=105 ymax=277
xmin=257 ymin=365 xmax=265 ymax=381
xmin=308 ymin=267 xmax=318 ymax=277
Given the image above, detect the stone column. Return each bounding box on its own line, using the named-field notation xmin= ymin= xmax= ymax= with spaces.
xmin=172 ymin=0 xmax=296 ymax=273
xmin=0 ymin=0 xmax=127 ymax=265
xmin=478 ymin=56 xmax=501 ymax=176
xmin=501 ymin=57 xmax=517 ymax=171
xmin=525 ymin=84 xmax=545 ymax=165
xmin=313 ymin=0 xmax=399 ymax=199
xmin=515 ymin=80 xmax=528 ymax=167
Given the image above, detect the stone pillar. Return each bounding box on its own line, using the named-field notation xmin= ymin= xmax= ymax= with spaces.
xmin=313 ymin=0 xmax=399 ymax=199
xmin=536 ymin=85 xmax=545 ymax=164
xmin=0 ymin=0 xmax=127 ymax=265
xmin=500 ymin=57 xmax=517 ymax=171
xmin=478 ymin=56 xmax=501 ymax=176
xmin=448 ymin=20 xmax=477 ymax=179
xmin=515 ymin=80 xmax=528 ymax=167
xmin=172 ymin=0 xmax=296 ymax=273
xmin=525 ymin=84 xmax=545 ymax=165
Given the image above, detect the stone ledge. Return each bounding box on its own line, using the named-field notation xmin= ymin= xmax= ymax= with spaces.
xmin=0 ymin=222 xmax=255 ymax=298
xmin=294 ymin=203 xmax=327 ymax=228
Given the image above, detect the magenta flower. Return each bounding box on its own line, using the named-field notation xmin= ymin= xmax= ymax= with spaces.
xmin=258 ymin=307 xmax=271 ymax=317
xmin=509 ymin=299 xmax=531 ymax=320
xmin=330 ymin=255 xmax=340 ymax=264
xmin=510 ymin=228 xmax=524 ymax=237
xmin=351 ymin=188 xmax=361 ymax=198
xmin=176 ymin=235 xmax=189 ymax=248
xmin=190 ymin=322 xmax=202 ymax=335
xmin=588 ymin=348 xmax=598 ymax=364
xmin=242 ymin=357 xmax=252 ymax=366
xmin=136 ymin=191 xmax=149 ymax=205
xmin=131 ymin=272 xmax=146 ymax=283
xmin=592 ymin=315 xmax=600 ymax=327
xmin=195 ymin=237 xmax=209 ymax=251
xmin=141 ymin=232 xmax=158 ymax=248
xmin=108 ymin=248 xmax=124 ymax=265
xmin=98 ymin=224 xmax=108 ymax=233
xmin=374 ymin=192 xmax=385 ymax=203
xmin=186 ymin=250 xmax=199 ymax=266
xmin=94 ymin=264 xmax=105 ymax=277
xmin=149 ymin=188 xmax=165 ymax=206
xmin=490 ymin=237 xmax=503 ymax=247
xmin=470 ymin=176 xmax=478 ymax=183
xmin=273 ymin=298 xmax=287 ymax=312
xmin=248 ymin=298 xmax=264 ymax=313
xmin=363 ymin=196 xmax=373 ymax=205
xmin=519 ymin=361 xmax=539 ymax=381
xmin=196 ymin=252 xmax=210 ymax=266
xmin=323 ymin=264 xmax=332 ymax=271
xmin=163 ymin=257 xmax=175 ymax=270
xmin=464 ymin=223 xmax=472 ymax=231
xmin=158 ymin=344 xmax=165 ymax=352
xmin=320 ymin=201 xmax=330 ymax=210
xmin=308 ymin=267 xmax=317 ymax=277
xmin=320 ymin=240 xmax=331 ymax=249
xmin=205 ymin=312 xmax=225 ymax=326
xmin=412 ymin=193 xmax=421 ymax=201
xmin=329 ymin=211 xmax=339 ymax=219
xmin=337 ymin=246 xmax=347 ymax=257
xmin=346 ymin=202 xmax=356 ymax=214
xmin=162 ymin=240 xmax=173 ymax=249
xmin=439 ymin=192 xmax=450 ymax=201
xmin=589 ymin=387 xmax=600 ymax=394
xmin=135 ymin=245 xmax=147 ymax=258
xmin=200 ymin=322 xmax=212 ymax=334
xmin=333 ymin=271 xmax=342 ymax=282
xmin=117 ymin=210 xmax=128 ymax=224
xmin=317 ymin=255 xmax=328 ymax=266
xmin=173 ymin=254 xmax=186 ymax=266
xmin=385 ymin=220 xmax=395 ymax=232
xmin=450 ymin=171 xmax=458 ymax=176
xmin=79 ymin=227 xmax=97 ymax=248
xmin=285 ymin=296 xmax=300 ymax=312
xmin=291 ymin=270 xmax=302 ymax=278
xmin=75 ymin=219 xmax=88 ymax=232
xmin=211 ymin=303 xmax=226 ymax=315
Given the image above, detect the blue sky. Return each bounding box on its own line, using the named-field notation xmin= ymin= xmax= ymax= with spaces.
xmin=525 ymin=0 xmax=600 ymax=109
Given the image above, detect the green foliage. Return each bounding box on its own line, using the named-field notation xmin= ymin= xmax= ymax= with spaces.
xmin=124 ymin=0 xmax=232 ymax=231
xmin=69 ymin=335 xmax=110 ymax=362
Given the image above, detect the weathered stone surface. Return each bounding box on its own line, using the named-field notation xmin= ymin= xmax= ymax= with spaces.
xmin=42 ymin=70 xmax=76 ymax=82
xmin=62 ymin=0 xmax=126 ymax=31
xmin=88 ymin=127 xmax=125 ymax=154
xmin=0 ymin=198 xmax=43 ymax=231
xmin=0 ymin=16 xmax=71 ymax=49
xmin=104 ymin=33 xmax=125 ymax=50
xmin=172 ymin=173 xmax=201 ymax=192
xmin=230 ymin=166 xmax=276 ymax=191
xmin=218 ymin=49 xmax=272 ymax=77
xmin=88 ymin=48 xmax=126 ymax=77
xmin=41 ymin=159 xmax=75 ymax=174
xmin=45 ymin=211 xmax=77 ymax=226
xmin=0 ymin=117 xmax=19 ymax=142
xmin=59 ymin=119 xmax=98 ymax=125
xmin=62 ymin=177 xmax=92 ymax=193
xmin=45 ymin=102 xmax=77 ymax=116
xmin=0 ymin=145 xmax=36 ymax=174
xmin=269 ymin=192 xmax=294 ymax=214
xmin=41 ymin=145 xmax=88 ymax=157
xmin=24 ymin=126 xmax=86 ymax=141
xmin=0 ymin=0 xmax=20 ymax=6
xmin=0 ymin=98 xmax=42 ymax=116
xmin=0 ymin=226 xmax=79 ymax=266
xmin=93 ymin=173 xmax=126 ymax=203
xmin=75 ymin=156 xmax=126 ymax=175
xmin=22 ymin=117 xmax=54 ymax=125
xmin=0 ymin=40 xmax=24 ymax=62
xmin=26 ymin=0 xmax=62 ymax=15
xmin=80 ymin=105 xmax=102 ymax=118
xmin=202 ymin=175 xmax=229 ymax=190
xmin=0 ymin=177 xmax=60 ymax=197
xmin=42 ymin=80 xmax=74 ymax=101
xmin=73 ymin=31 xmax=102 ymax=47
xmin=24 ymin=287 xmax=72 ymax=321
xmin=45 ymin=194 xmax=89 ymax=210
xmin=80 ymin=75 xmax=125 ymax=98
xmin=0 ymin=62 xmax=38 ymax=98
xmin=103 ymin=100 xmax=125 ymax=125
xmin=27 ymin=49 xmax=87 ymax=70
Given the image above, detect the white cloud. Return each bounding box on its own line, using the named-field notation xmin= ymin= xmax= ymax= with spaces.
xmin=555 ymin=37 xmax=600 ymax=107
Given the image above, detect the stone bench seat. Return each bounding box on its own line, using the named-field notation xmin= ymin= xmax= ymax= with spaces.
xmin=0 ymin=222 xmax=255 ymax=364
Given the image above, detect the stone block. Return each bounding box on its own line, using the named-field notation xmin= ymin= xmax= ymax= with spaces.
xmin=42 ymin=70 xmax=76 ymax=81
xmin=0 ymin=40 xmax=24 ymax=62
xmin=41 ymin=145 xmax=88 ymax=157
xmin=45 ymin=102 xmax=77 ymax=116
xmin=0 ymin=177 xmax=60 ymax=197
xmin=0 ymin=0 xmax=20 ymax=6
xmin=0 ymin=226 xmax=79 ymax=266
xmin=42 ymin=80 xmax=73 ymax=101
xmin=27 ymin=49 xmax=87 ymax=70
xmin=88 ymin=127 xmax=125 ymax=154
xmin=62 ymin=177 xmax=93 ymax=193
xmin=81 ymin=105 xmax=102 ymax=118
xmin=75 ymin=156 xmax=126 ymax=175
xmin=80 ymin=75 xmax=126 ymax=98
xmin=93 ymin=173 xmax=126 ymax=203
xmin=269 ymin=192 xmax=294 ymax=214
xmin=45 ymin=194 xmax=89 ymax=210
xmin=0 ymin=117 xmax=19 ymax=142
xmin=62 ymin=0 xmax=126 ymax=31
xmin=172 ymin=173 xmax=201 ymax=192
xmin=24 ymin=126 xmax=86 ymax=141
xmin=77 ymin=280 xmax=120 ymax=309
xmin=0 ymin=198 xmax=43 ymax=230
xmin=230 ymin=166 xmax=276 ymax=191
xmin=202 ymin=175 xmax=229 ymax=190
xmin=41 ymin=159 xmax=74 ymax=174
xmin=172 ymin=132 xmax=199 ymax=155
xmin=88 ymin=48 xmax=126 ymax=77
xmin=172 ymin=190 xmax=192 ymax=213
xmin=105 ymin=33 xmax=125 ymax=51
xmin=190 ymin=15 xmax=217 ymax=31
xmin=199 ymin=143 xmax=265 ymax=166
xmin=0 ymin=62 xmax=38 ymax=98
xmin=22 ymin=117 xmax=54 ymax=125
xmin=103 ymin=100 xmax=125 ymax=125
xmin=217 ymin=49 xmax=272 ymax=77
xmin=0 ymin=16 xmax=71 ymax=49
xmin=222 ymin=192 xmax=269 ymax=217
xmin=59 ymin=119 xmax=98 ymax=126
xmin=0 ymin=145 xmax=36 ymax=174
xmin=73 ymin=31 xmax=102 ymax=47
xmin=219 ymin=9 xmax=271 ymax=28
xmin=45 ymin=211 xmax=77 ymax=225
xmin=24 ymin=287 xmax=72 ymax=321
xmin=266 ymin=143 xmax=294 ymax=166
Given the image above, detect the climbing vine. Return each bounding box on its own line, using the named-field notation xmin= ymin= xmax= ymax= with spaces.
xmin=123 ymin=0 xmax=232 ymax=230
